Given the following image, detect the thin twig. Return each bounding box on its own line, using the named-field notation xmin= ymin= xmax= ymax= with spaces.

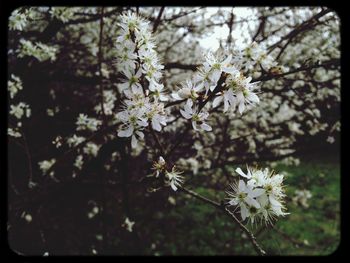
xmin=97 ymin=7 xmax=109 ymax=253
xmin=97 ymin=7 xmax=107 ymax=124
xmin=180 ymin=185 xmax=221 ymax=207
xmin=179 ymin=186 xmax=266 ymax=255
xmin=150 ymin=128 xmax=166 ymax=157
xmin=22 ymin=132 xmax=34 ymax=185
xmin=224 ymin=207 xmax=266 ymax=255
xmin=152 ymin=7 xmax=165 ymax=33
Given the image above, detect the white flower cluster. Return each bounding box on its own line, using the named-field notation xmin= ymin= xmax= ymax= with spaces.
xmin=227 ymin=166 xmax=288 ymax=225
xmin=8 ymin=74 xmax=23 ymax=99
xmin=65 ymin=134 xmax=100 ymax=173
xmin=9 ymin=9 xmax=28 ymax=31
xmin=122 ymin=217 xmax=135 ymax=232
xmin=152 ymin=156 xmax=184 ymax=191
xmin=240 ymin=42 xmax=277 ymax=71
xmin=67 ymin=134 xmax=85 ymax=147
xmin=165 ymin=167 xmax=185 ymax=191
xmin=292 ymin=189 xmax=312 ymax=208
xmin=214 ymin=71 xmax=260 ymax=114
xmin=174 ymin=50 xmax=262 ymax=133
xmin=326 ymin=136 xmax=335 ymax=144
xmin=177 ymin=157 xmax=200 ymax=175
xmin=8 ymin=128 xmax=22 ymax=138
xmin=21 ymin=211 xmax=32 ymax=223
xmin=180 ymin=99 xmax=212 ymax=131
xmin=115 ymin=12 xmax=169 ymax=149
xmin=94 ymin=90 xmax=117 ymax=115
xmin=74 ymin=155 xmax=84 ymax=170
xmin=87 ymin=205 xmax=99 ymax=219
xmin=83 ymin=142 xmax=101 ymax=157
xmin=76 ymin=113 xmax=102 ymax=132
xmin=38 ymin=158 xmax=56 ymax=176
xmin=49 ymin=7 xmax=76 ymax=23
xmin=52 ymin=136 xmax=63 ymax=148
xmin=8 ymin=74 xmax=31 ymax=138
xmin=17 ymin=39 xmax=58 ymax=62
xmin=9 ymin=102 xmax=31 ymax=119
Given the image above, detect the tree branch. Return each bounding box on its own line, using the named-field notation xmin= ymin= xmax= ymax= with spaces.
xmin=152 ymin=7 xmax=165 ymax=33
xmin=97 ymin=7 xmax=107 ymax=124
xmin=179 ymin=186 xmax=266 ymax=255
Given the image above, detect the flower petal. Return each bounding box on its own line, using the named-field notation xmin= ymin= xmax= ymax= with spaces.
xmin=212 ymin=96 xmax=223 ymax=108
xmin=269 ymin=194 xmax=282 ymax=207
xmin=118 ymin=126 xmax=133 ymax=137
xmin=131 ymin=134 xmax=138 ymax=148
xmin=245 ymin=196 xmax=260 ymax=208
xmin=240 ymin=203 xmax=248 ymax=220
xmin=180 ymin=109 xmax=191 ymax=119
xmin=251 ymin=188 xmax=265 ymax=198
xmin=201 ymin=123 xmax=212 ymax=131
xmin=152 ymin=117 xmax=162 ymax=131
xmin=236 ymin=167 xmax=249 ymax=178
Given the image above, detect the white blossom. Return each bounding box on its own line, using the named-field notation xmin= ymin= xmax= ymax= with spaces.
xmin=94 ymin=90 xmax=117 ymax=115
xmin=165 ymin=167 xmax=184 ymax=191
xmin=83 ymin=142 xmax=100 ymax=157
xmin=227 ymin=166 xmax=288 ymax=225
xmin=74 ymin=155 xmax=84 ymax=170
xmin=152 ymin=156 xmax=166 ymax=177
xmin=67 ymin=134 xmax=85 ymax=147
xmin=38 ymin=159 xmax=56 ymax=175
xmin=172 ymin=80 xmax=201 ymax=101
xmin=76 ymin=114 xmax=102 ymax=132
xmin=292 ymin=189 xmax=312 ymax=208
xmin=49 ymin=7 xmax=76 ymax=23
xmin=18 ymin=39 xmax=58 ymax=62
xmin=8 ymin=127 xmax=21 ymax=138
xmin=8 ymin=74 xmax=23 ymax=99
xmin=223 ymin=73 xmax=260 ymax=114
xmin=9 ymin=102 xmax=31 ymax=119
xmin=180 ymin=99 xmax=212 ymax=131
xmin=122 ymin=217 xmax=135 ymax=232
xmin=9 ymin=9 xmax=28 ymax=31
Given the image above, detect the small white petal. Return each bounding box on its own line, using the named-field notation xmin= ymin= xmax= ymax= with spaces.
xmin=172 ymin=93 xmax=182 ymax=100
xmin=269 ymin=195 xmax=282 ymax=207
xmin=240 ymin=203 xmax=248 ymax=220
xmin=152 ymin=118 xmax=162 ymax=131
xmin=238 ymin=102 xmax=245 ymax=114
xmin=251 ymin=188 xmax=265 ymax=198
xmin=192 ymin=121 xmax=199 ymax=131
xmin=245 ymin=196 xmax=260 ymax=208
xmin=137 ymin=119 xmax=148 ymax=127
xmin=136 ymin=131 xmax=144 ymax=139
xmin=131 ymin=135 xmax=138 ymax=148
xmin=238 ymin=180 xmax=246 ymax=192
xmin=180 ymin=109 xmax=191 ymax=119
xmin=229 ymin=199 xmax=238 ymax=206
xmin=212 ymin=96 xmax=223 ymax=108
xmin=236 ymin=168 xmax=249 ymax=178
xmin=170 ymin=182 xmax=178 ymax=191
xmin=118 ymin=126 xmax=133 ymax=137
xmin=247 ymin=92 xmax=260 ymax=103
xmin=201 ymin=123 xmax=212 ymax=131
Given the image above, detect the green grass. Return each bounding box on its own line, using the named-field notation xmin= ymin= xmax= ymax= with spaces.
xmin=136 ymin=157 xmax=340 ymax=255
xmin=259 ymin=159 xmax=340 ymax=255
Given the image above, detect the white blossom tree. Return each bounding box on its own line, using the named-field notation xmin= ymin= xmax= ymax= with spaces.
xmin=7 ymin=6 xmax=340 ymax=255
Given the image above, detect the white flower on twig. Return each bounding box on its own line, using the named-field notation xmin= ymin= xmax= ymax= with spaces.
xmin=180 ymin=99 xmax=212 ymax=132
